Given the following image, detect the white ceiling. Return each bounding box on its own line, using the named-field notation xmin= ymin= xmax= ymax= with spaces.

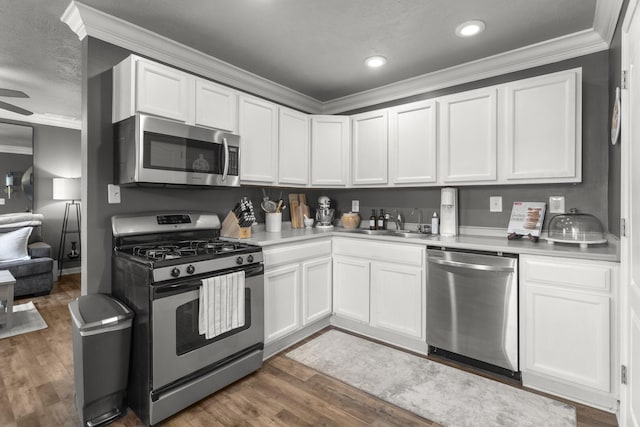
xmin=0 ymin=0 xmax=623 ymax=129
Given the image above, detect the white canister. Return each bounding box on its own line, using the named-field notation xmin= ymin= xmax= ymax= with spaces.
xmin=266 ymin=212 xmax=282 ymax=232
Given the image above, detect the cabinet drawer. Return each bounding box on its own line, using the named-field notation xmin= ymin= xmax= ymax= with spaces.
xmin=521 ymin=255 xmax=612 ymax=292
xmin=264 ymin=239 xmax=332 ymax=269
xmin=333 ymin=237 xmax=424 ymax=266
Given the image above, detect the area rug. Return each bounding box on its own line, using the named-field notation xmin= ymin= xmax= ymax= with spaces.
xmin=286 ymin=330 xmax=576 ymax=427
xmin=0 ymin=301 xmax=48 ymax=339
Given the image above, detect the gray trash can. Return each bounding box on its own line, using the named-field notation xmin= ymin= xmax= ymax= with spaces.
xmin=69 ymin=294 xmax=133 ymax=427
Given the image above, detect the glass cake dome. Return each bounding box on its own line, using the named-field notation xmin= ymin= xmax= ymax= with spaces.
xmin=546 ymin=208 xmax=606 ymax=248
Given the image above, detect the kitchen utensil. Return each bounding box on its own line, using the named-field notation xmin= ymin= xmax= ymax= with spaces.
xmin=289 ymin=193 xmax=302 ymax=228
xmin=303 ymin=216 xmax=314 ymax=228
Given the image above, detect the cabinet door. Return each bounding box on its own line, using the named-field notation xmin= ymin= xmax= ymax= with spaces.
xmin=332 ymin=256 xmax=370 ymax=323
xmin=503 ymin=69 xmax=580 ymax=182
xmin=136 ymin=59 xmax=191 ymax=122
xmin=439 ymin=88 xmax=497 ymax=183
xmin=239 ymin=95 xmax=278 ymax=183
xmin=195 ymin=79 xmax=238 ymax=133
xmin=310 ymin=115 xmax=349 ymax=186
xmin=522 ymin=284 xmax=610 ymax=392
xmin=278 ymin=108 xmax=310 ymax=186
xmin=351 ymin=110 xmax=388 ymax=186
xmin=302 ymin=256 xmax=332 ymax=325
xmin=388 ymin=100 xmax=437 ymax=185
xmin=264 ymin=264 xmax=300 ymax=343
xmin=371 ymin=262 xmax=424 ymax=339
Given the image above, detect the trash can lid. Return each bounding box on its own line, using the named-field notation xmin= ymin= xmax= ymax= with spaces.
xmin=69 ymin=294 xmax=133 ymax=332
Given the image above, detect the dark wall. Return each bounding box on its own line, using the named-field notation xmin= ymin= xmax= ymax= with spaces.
xmin=84 ymin=38 xmax=264 ymax=294
xmin=608 ymin=0 xmax=629 ymax=237
xmin=0 ymin=152 xmax=31 ymax=214
xmin=85 ymin=37 xmax=611 ymax=294
xmin=331 ymin=52 xmax=610 ymax=232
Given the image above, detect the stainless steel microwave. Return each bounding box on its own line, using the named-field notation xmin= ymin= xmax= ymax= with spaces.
xmin=114 ymin=114 xmax=240 ymax=187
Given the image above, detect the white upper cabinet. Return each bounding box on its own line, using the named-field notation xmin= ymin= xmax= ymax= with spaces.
xmin=113 ymin=55 xmax=192 ymax=123
xmin=388 ymin=100 xmax=437 ymax=185
xmin=310 ymin=115 xmax=350 ymax=187
xmin=439 ymin=87 xmax=498 ymax=184
xmin=502 ymin=69 xmax=581 ymax=183
xmin=194 ymin=79 xmax=238 ymax=133
xmin=238 ymin=95 xmax=278 ymax=184
xmin=278 ymin=107 xmax=310 ymax=186
xmin=113 ymin=55 xmax=239 ymax=132
xmin=351 ymin=110 xmax=388 ymax=186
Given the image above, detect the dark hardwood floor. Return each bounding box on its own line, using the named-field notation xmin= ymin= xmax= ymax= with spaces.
xmin=0 ymin=275 xmax=618 ymax=426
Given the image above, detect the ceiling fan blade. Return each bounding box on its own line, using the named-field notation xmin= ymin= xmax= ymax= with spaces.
xmin=0 ymin=101 xmax=33 ymax=116
xmin=0 ymin=89 xmax=29 ymax=98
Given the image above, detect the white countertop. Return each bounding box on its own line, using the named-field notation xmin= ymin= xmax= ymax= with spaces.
xmin=227 ymin=223 xmax=619 ymax=263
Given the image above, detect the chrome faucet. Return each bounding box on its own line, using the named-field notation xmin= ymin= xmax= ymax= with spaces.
xmin=392 ymin=209 xmax=403 ymax=231
xmin=411 ymin=208 xmax=424 ymax=232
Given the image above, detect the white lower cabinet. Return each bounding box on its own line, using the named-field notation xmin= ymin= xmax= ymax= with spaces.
xmin=520 ymin=254 xmax=618 ymax=411
xmin=264 ymin=264 xmax=300 ymax=343
xmin=332 ymin=237 xmax=426 ymax=341
xmin=302 ymin=257 xmax=333 ymax=324
xmin=332 ymin=255 xmax=370 ymax=323
xmin=371 ymin=261 xmax=423 ymax=339
xmin=263 ymin=239 xmax=332 ymax=346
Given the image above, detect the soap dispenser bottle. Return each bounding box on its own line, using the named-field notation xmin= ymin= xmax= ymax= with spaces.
xmin=431 ymin=212 xmax=439 ymax=235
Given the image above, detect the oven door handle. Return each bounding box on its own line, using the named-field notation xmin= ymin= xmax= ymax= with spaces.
xmin=221 ymin=137 xmax=229 ymax=181
xmin=155 ymin=283 xmax=201 ymax=295
xmin=155 ymin=264 xmax=263 ymax=296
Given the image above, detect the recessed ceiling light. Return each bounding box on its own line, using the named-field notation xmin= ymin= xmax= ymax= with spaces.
xmin=455 ymin=20 xmax=485 ymax=37
xmin=365 ymin=56 xmax=387 ymax=68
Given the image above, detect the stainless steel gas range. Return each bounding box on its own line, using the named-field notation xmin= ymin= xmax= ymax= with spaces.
xmin=111 ymin=212 xmax=264 ymax=426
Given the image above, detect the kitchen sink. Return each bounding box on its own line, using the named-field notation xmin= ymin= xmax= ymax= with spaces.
xmin=336 ymin=228 xmax=431 ymax=239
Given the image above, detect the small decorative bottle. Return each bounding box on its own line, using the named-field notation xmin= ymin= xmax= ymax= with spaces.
xmin=378 ymin=209 xmax=386 ymax=230
xmin=369 ymin=209 xmax=377 ymax=230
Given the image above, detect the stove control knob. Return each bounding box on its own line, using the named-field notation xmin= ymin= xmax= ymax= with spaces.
xmin=236 ymin=256 xmax=244 ymax=265
xmin=171 ymin=267 xmax=181 ymax=278
xmin=247 ymin=255 xmax=254 ymax=263
xmin=186 ymin=265 xmax=195 ymax=275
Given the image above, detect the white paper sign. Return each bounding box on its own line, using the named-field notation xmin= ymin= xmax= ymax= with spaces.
xmin=507 ymin=202 xmax=546 ymax=237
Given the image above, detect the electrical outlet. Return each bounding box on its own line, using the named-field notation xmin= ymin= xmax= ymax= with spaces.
xmin=351 ymin=199 xmax=360 ymax=213
xmin=108 ymin=184 xmax=121 ymax=204
xmin=0 ymin=198 xmax=4 ymax=205
xmin=549 ymin=196 xmax=565 ymax=213
xmin=490 ymin=196 xmax=502 ymax=212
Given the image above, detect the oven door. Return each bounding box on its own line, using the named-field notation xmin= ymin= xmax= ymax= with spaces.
xmin=151 ymin=263 xmax=264 ymax=391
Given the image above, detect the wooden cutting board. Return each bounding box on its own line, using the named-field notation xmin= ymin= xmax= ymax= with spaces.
xmin=288 ymin=193 xmax=308 ymax=228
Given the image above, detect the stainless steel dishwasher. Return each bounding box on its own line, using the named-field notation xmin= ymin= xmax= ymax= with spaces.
xmin=426 ymin=247 xmax=519 ymax=375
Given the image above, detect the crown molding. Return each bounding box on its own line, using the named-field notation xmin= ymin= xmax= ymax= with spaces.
xmin=62 ymin=1 xmax=613 ymax=116
xmin=0 ymin=145 xmax=32 ymax=155
xmin=321 ymin=29 xmax=608 ymax=113
xmin=61 ymin=1 xmax=321 ymax=113
xmin=0 ymin=110 xmax=81 ymax=130
xmin=593 ymin=0 xmax=625 ymax=45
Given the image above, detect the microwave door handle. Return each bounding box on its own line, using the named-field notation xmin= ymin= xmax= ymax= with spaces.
xmin=222 ymin=137 xmax=229 ymax=181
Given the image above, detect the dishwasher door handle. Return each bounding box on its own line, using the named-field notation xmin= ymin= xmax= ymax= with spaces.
xmin=428 ymin=258 xmax=515 ymax=273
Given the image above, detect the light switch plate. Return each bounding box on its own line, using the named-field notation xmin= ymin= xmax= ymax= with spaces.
xmin=489 ymin=196 xmax=502 ymax=212
xmin=351 ymin=200 xmax=359 ymax=213
xmin=549 ymin=196 xmax=565 ymax=213
xmin=108 ymin=184 xmax=121 ymax=204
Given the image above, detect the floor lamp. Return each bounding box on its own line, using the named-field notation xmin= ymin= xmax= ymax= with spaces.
xmin=53 ymin=178 xmax=81 ymax=279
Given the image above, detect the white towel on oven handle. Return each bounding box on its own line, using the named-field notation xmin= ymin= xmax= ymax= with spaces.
xmin=199 ymin=271 xmax=245 ymax=339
